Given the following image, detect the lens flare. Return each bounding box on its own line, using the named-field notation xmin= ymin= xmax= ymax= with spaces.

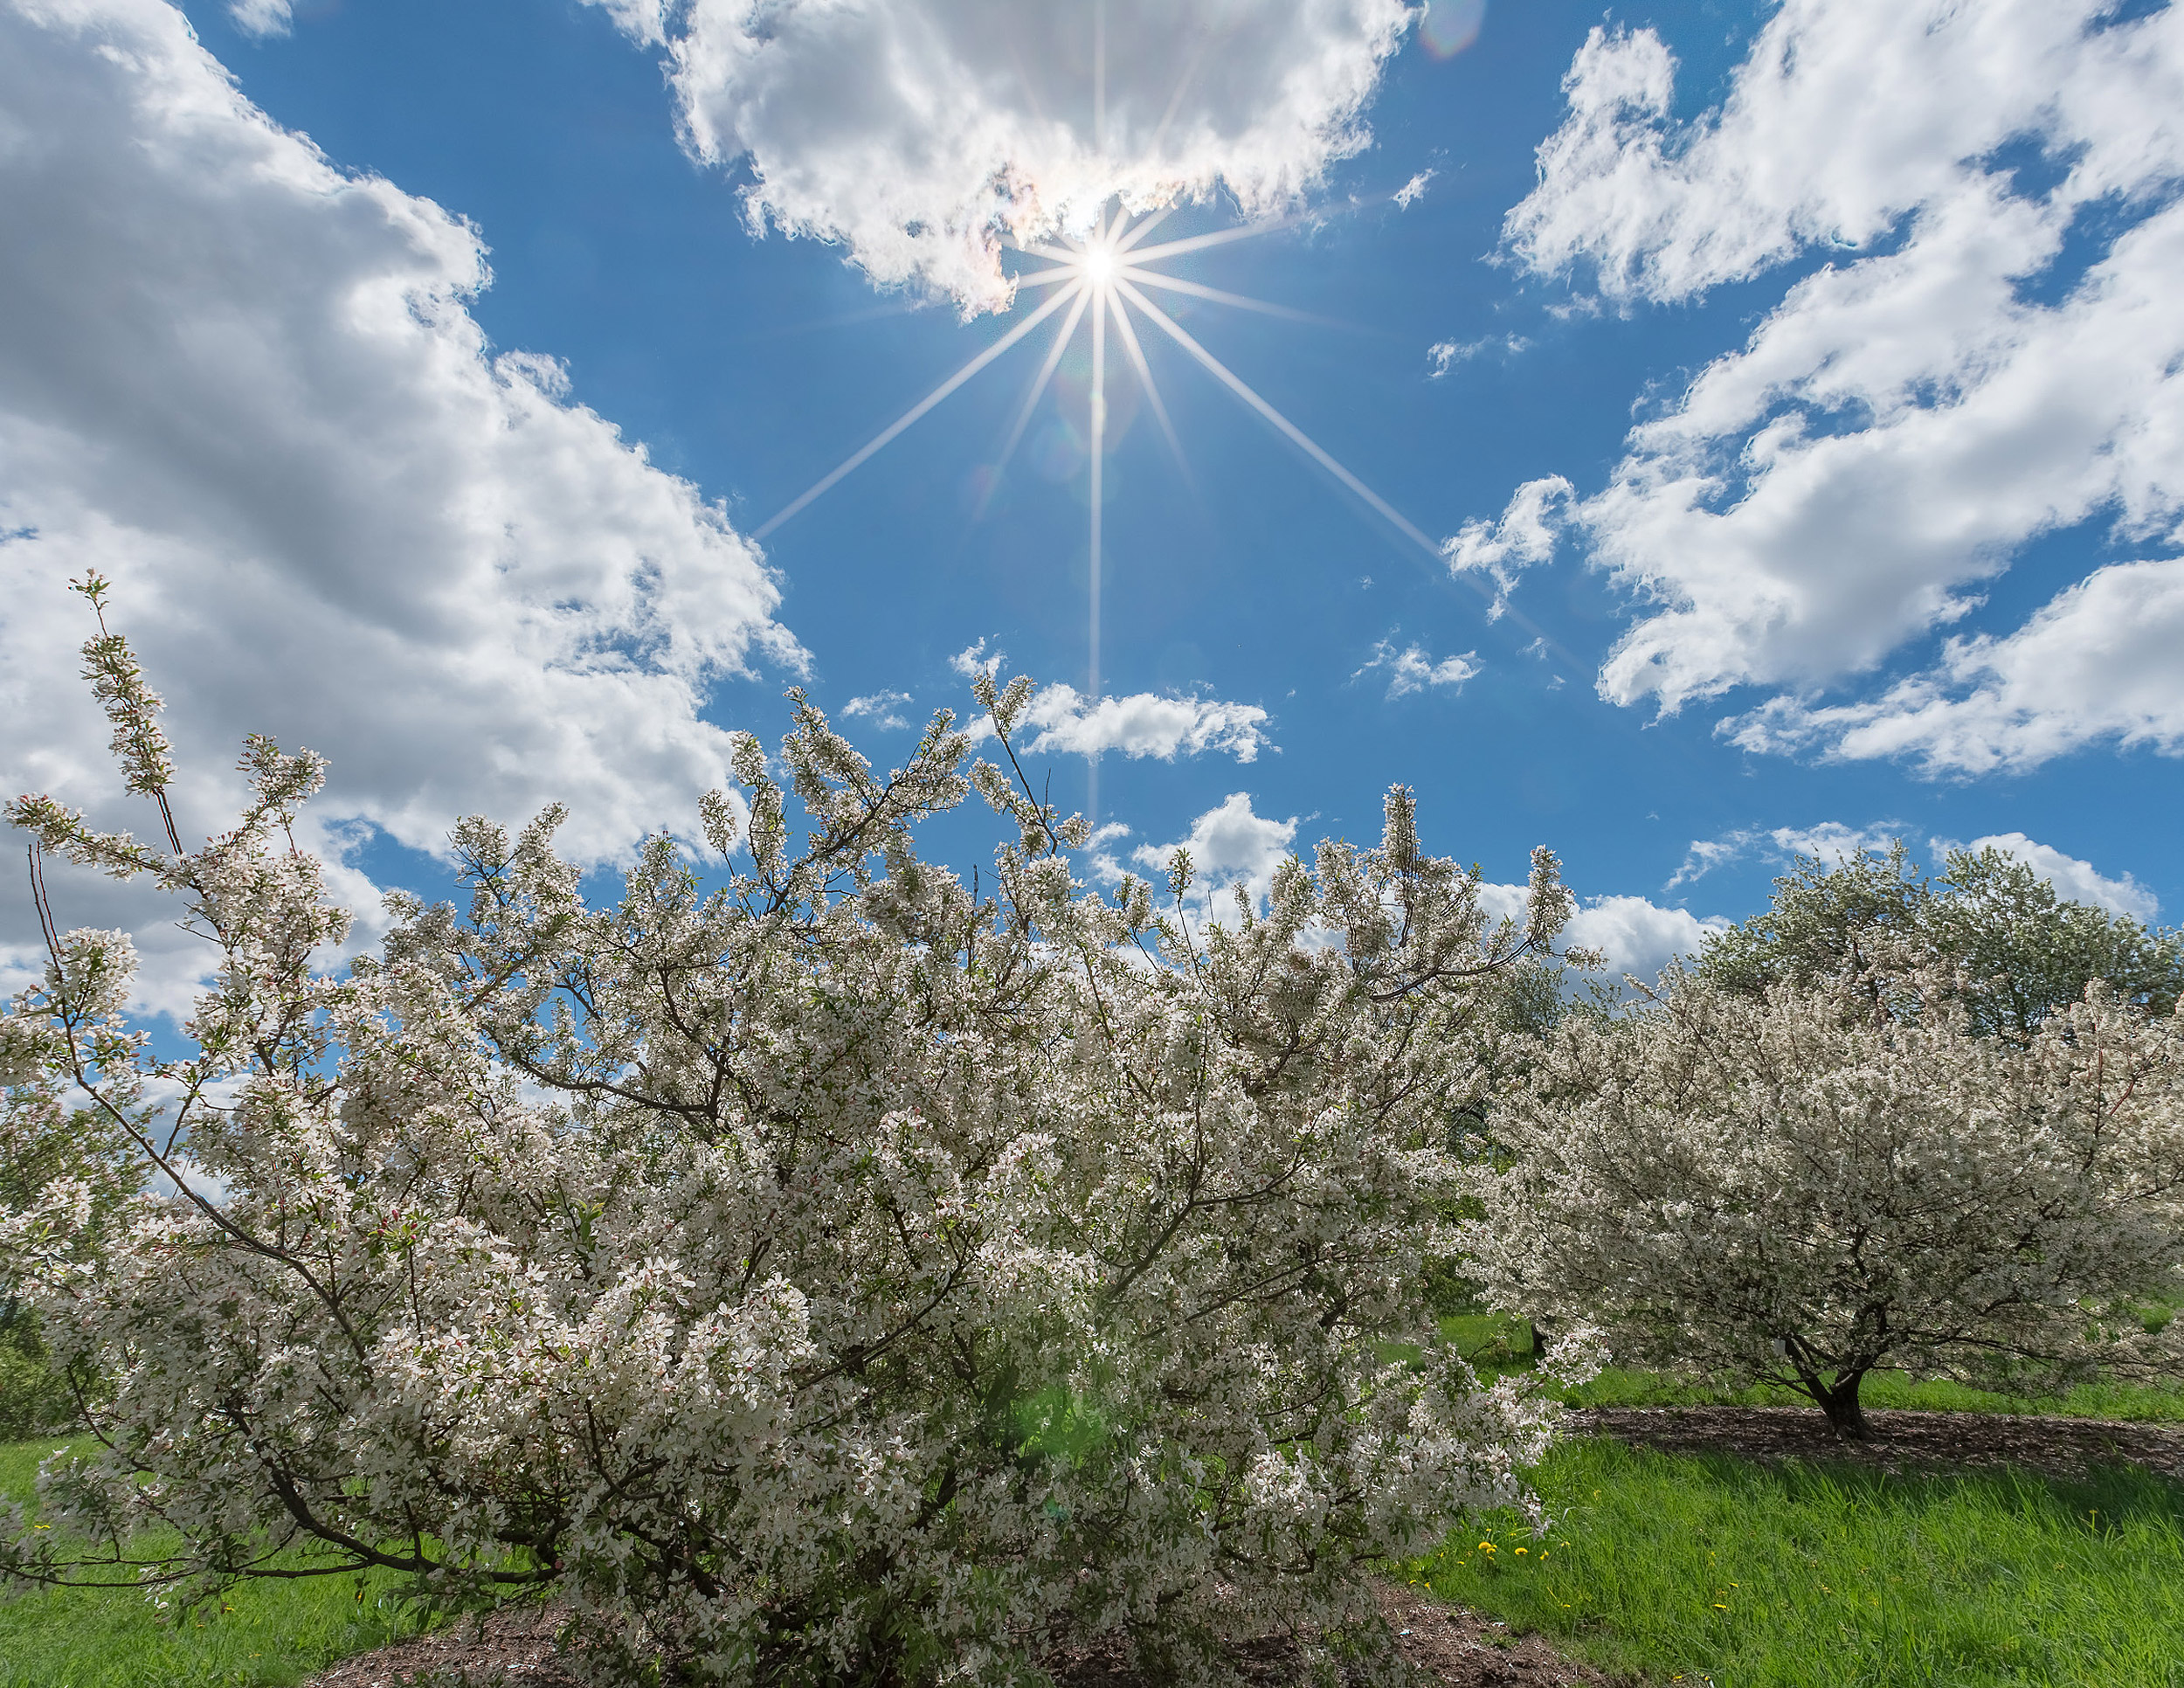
xmin=1420 ymin=0 xmax=1486 ymax=59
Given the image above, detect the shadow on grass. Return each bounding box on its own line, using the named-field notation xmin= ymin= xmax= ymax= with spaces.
xmin=1409 ymin=1433 xmax=2184 ymax=1688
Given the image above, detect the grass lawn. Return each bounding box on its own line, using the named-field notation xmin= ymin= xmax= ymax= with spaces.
xmin=1409 ymin=1434 xmax=2184 ymax=1688
xmin=0 ymin=1440 xmax=423 ymax=1688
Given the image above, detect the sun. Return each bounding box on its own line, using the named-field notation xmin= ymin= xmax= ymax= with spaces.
xmin=751 ymin=197 xmax=1445 ymax=817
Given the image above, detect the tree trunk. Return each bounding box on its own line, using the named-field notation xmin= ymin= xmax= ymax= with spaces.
xmin=1812 ymin=1371 xmax=1871 ymax=1442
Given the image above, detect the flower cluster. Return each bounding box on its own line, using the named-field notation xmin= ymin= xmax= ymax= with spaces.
xmin=0 ymin=593 xmax=1593 ymax=1684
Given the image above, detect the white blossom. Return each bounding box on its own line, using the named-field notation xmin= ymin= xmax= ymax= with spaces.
xmin=1462 ymin=969 xmax=2184 ymax=1439
xmin=0 ymin=585 xmax=1593 ymax=1683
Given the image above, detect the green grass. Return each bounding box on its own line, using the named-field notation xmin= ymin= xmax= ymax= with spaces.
xmin=1439 ymin=1312 xmax=2184 ymax=1422
xmin=1408 ymin=1435 xmax=2184 ymax=1687
xmin=0 ymin=1440 xmax=424 ymax=1688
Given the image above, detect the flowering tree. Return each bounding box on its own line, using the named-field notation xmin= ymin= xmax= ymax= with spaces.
xmin=1462 ymin=970 xmax=2184 ymax=1440
xmin=1 ymin=582 xmax=1596 ymax=1685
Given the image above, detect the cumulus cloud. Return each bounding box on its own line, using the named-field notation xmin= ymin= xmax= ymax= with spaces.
xmin=1724 ymin=558 xmax=2184 ymax=773
xmin=1666 ymin=822 xmax=2157 ymax=922
xmin=1669 ymin=820 xmax=1904 ymax=888
xmin=1566 ymin=896 xmax=1728 ymax=986
xmin=0 ymin=0 xmax=798 ymax=1008
xmin=950 ymin=638 xmax=1004 ymax=680
xmin=1353 ymin=639 xmax=1478 ymax=699
xmin=984 ymin=683 xmax=1272 ymax=764
xmin=1473 ymin=0 xmax=2184 ymax=771
xmin=1956 ymin=832 xmax=2160 ymax=921
xmin=1124 ymin=792 xmax=1298 ymax=928
xmin=1394 ymin=169 xmax=1435 ymax=209
xmin=584 ymin=0 xmax=1416 ymax=311
xmin=1476 ymin=880 xmax=1725 ymax=986
xmin=1442 ymin=475 xmax=1568 ymax=612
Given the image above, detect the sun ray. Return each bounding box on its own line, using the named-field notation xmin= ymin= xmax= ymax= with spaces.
xmin=1123 ymin=215 xmax=1304 ymax=266
xmin=1089 ymin=256 xmax=1107 ymax=711
xmin=978 ymin=284 xmax=1093 ymax=516
xmin=1117 ymin=279 xmax=1441 ymax=558
xmin=1105 ymin=289 xmax=1186 ymax=474
xmin=1011 ymin=266 xmax=1082 ymax=290
xmin=1121 ymin=268 xmax=1344 ymax=328
xmin=755 ymin=281 xmax=1081 ymax=539
xmin=1115 ymin=205 xmax=1174 ymax=254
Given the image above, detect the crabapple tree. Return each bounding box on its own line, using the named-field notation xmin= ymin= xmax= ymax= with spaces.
xmin=1462 ymin=972 xmax=2184 ymax=1440
xmin=0 ymin=582 xmax=1598 ymax=1685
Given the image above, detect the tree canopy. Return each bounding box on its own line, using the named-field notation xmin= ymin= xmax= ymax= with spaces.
xmin=1697 ymin=842 xmax=2184 ymax=1039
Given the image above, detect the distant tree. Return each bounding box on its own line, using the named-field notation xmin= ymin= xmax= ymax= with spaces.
xmin=1462 ymin=970 xmax=2184 ymax=1440
xmin=1923 ymin=846 xmax=2184 ymax=1038
xmin=1697 ymin=843 xmax=2184 ymax=1039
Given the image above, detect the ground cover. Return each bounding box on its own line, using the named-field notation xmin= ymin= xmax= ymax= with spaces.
xmin=1410 ymin=1433 xmax=2184 ymax=1688
xmin=0 ymin=1439 xmax=422 ymax=1688
xmin=20 ymin=1393 xmax=2184 ymax=1686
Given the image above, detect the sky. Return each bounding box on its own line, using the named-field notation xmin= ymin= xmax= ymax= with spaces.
xmin=3 ymin=0 xmax=2181 ymax=1015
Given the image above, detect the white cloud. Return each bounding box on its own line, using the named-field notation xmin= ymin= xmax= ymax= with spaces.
xmin=1476 ymin=880 xmax=1725 ymax=986
xmin=1425 ymin=333 xmax=1530 ymax=378
xmin=985 ymin=684 xmax=1271 ymax=764
xmin=1394 ymin=168 xmax=1435 ymax=209
xmin=841 ymin=689 xmax=915 ymax=730
xmin=1127 ymin=792 xmax=1297 ymax=927
xmin=1956 ymin=832 xmax=2160 ymax=921
xmin=1353 ymin=639 xmax=1477 ymax=699
xmin=226 ymin=0 xmax=291 ymax=37
xmin=584 ymin=0 xmax=1416 ymax=312
xmin=1480 ymin=0 xmax=2184 ymax=768
xmin=1724 ymin=558 xmax=2184 ymax=773
xmin=1442 ymin=475 xmax=1569 ymax=613
xmin=1664 ymin=822 xmax=2159 ymax=922
xmin=0 ymin=1 xmax=798 ymax=1007
xmin=950 ymin=638 xmax=1004 ymax=680
xmin=1668 ymin=821 xmax=1904 ymax=889
xmin=1565 ymin=896 xmax=1727 ymax=986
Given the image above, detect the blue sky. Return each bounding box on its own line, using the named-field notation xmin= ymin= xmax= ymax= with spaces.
xmin=3 ymin=0 xmax=2180 ymax=1009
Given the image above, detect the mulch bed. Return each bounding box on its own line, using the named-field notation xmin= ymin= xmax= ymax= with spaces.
xmin=310 ymin=1404 xmax=2184 ymax=1686
xmin=301 ymin=1583 xmax=1614 ymax=1687
xmin=304 ymin=1603 xmax=577 ymax=1688
xmin=1578 ymin=1403 xmax=2184 ymax=1483
xmin=1045 ymin=1584 xmax=1614 ymax=1687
